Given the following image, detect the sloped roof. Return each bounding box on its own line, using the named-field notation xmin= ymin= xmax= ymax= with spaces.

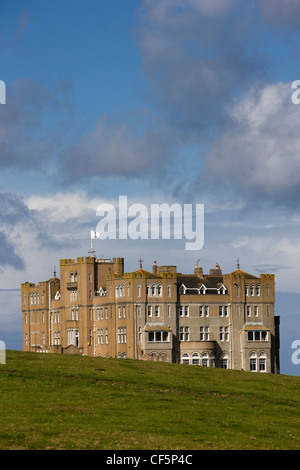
xmin=178 ymin=274 xmax=225 ymax=289
xmin=132 ymin=268 xmax=161 ymax=279
xmin=241 ymin=324 xmax=270 ymax=331
xmin=231 ymin=269 xmax=260 ymax=279
xmin=143 ymin=322 xmax=172 ymax=331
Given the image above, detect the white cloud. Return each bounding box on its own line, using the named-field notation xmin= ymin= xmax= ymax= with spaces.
xmin=26 ymin=191 xmax=105 ymax=222
xmin=202 ymin=81 xmax=300 ymax=204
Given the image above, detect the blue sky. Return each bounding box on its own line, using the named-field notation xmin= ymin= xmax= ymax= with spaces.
xmin=1 ymin=0 xmax=300 ymax=375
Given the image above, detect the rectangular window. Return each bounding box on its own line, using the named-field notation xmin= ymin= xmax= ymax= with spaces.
xmin=117 ymin=327 xmax=126 ymax=344
xmin=200 ymin=326 xmax=209 ymax=341
xmin=220 ymin=326 xmax=229 ymax=341
xmin=97 ymin=329 xmax=103 ymax=344
xmin=219 ymin=306 xmax=228 ymax=316
xmin=54 ymin=331 xmax=60 ymax=345
xmin=67 ymin=329 xmax=79 ymax=347
xmin=200 ymin=306 xmax=209 ymax=317
xmin=180 ymin=327 xmax=189 ymax=341
xmin=220 ymin=326 xmax=224 ymax=341
xmin=179 ymin=306 xmax=189 ymax=317
xmin=148 ymin=331 xmax=169 ymax=342
xmin=254 ymin=331 xmax=260 ymax=341
xmin=97 ymin=328 xmax=103 ymax=344
xmin=247 ymin=330 xmax=268 ymax=341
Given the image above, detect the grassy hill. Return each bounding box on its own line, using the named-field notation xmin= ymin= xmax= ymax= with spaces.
xmin=0 ymin=350 xmax=299 ymax=450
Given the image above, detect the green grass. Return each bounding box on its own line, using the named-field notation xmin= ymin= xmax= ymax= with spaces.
xmin=0 ymin=350 xmax=299 ymax=450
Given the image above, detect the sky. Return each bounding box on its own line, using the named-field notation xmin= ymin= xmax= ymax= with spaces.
xmin=1 ymin=0 xmax=300 ymax=375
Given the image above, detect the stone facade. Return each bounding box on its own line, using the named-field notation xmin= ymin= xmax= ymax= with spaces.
xmin=21 ymin=256 xmax=280 ymax=373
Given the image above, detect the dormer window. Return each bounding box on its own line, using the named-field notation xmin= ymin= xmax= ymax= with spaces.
xmin=179 ymin=284 xmax=187 ymax=294
xmin=98 ymin=287 xmax=106 ymax=297
xmin=217 ymin=284 xmax=227 ymax=295
xmin=198 ymin=285 xmax=206 ymax=295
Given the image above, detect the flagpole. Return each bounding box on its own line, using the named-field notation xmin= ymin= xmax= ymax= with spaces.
xmin=89 ymin=231 xmax=96 ymax=257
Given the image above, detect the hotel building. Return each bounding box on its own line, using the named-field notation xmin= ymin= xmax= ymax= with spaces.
xmin=21 ymin=256 xmax=280 ymax=373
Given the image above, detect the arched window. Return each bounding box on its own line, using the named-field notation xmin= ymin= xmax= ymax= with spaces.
xmin=259 ymin=352 xmax=266 ymax=372
xmin=192 ymin=352 xmax=200 ymax=365
xmin=182 ymin=353 xmax=190 ymax=365
xmin=149 ymin=352 xmax=157 ymax=361
xmin=250 ymin=352 xmax=257 ymax=372
xmin=201 ymin=352 xmax=209 ymax=367
xmin=255 ymin=284 xmax=260 ymax=296
xmin=157 ymin=284 xmax=162 ymax=296
xmin=221 ymin=353 xmax=228 ymax=369
xmin=160 ymin=352 xmax=167 ymax=362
